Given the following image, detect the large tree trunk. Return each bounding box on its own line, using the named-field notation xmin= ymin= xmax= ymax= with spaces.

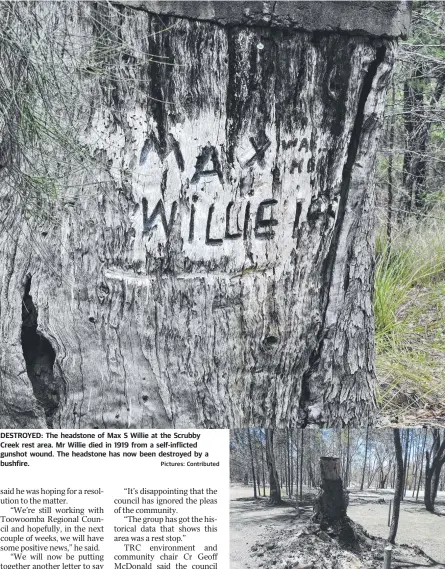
xmin=314 ymin=457 xmax=348 ymax=522
xmin=0 ymin=2 xmax=409 ymax=428
xmin=265 ymin=428 xmax=282 ymax=505
xmin=313 ymin=456 xmax=356 ymax=547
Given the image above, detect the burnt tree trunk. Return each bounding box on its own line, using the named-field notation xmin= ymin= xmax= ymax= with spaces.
xmin=315 ymin=457 xmax=348 ymax=522
xmin=265 ymin=428 xmax=282 ymax=505
xmin=402 ymin=428 xmax=410 ymax=499
xmin=314 ymin=456 xmax=356 ymax=547
xmin=0 ymin=2 xmax=410 ymax=428
xmin=424 ymin=429 xmax=445 ymax=512
xmin=388 ymin=428 xmax=403 ymax=544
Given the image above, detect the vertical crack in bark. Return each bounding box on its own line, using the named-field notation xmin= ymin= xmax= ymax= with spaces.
xmin=301 ymin=44 xmax=387 ymax=419
xmin=21 ymin=275 xmax=59 ymax=428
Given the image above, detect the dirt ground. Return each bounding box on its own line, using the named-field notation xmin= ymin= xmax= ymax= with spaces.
xmin=347 ymin=489 xmax=445 ymax=563
xmin=230 ymin=485 xmax=298 ymax=569
xmin=231 ymin=484 xmax=445 ymax=569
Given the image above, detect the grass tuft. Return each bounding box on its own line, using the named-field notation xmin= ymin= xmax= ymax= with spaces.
xmin=375 ymin=215 xmax=445 ymax=419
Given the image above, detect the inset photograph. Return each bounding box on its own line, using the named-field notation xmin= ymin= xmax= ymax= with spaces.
xmin=230 ymin=428 xmax=445 ymax=569
xmin=0 ymin=1 xmax=417 ymax=429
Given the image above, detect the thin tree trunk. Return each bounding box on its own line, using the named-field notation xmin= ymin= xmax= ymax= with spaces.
xmin=360 ymin=424 xmax=370 ymax=491
xmin=404 ymin=429 xmax=413 ymax=495
xmin=416 ymin=429 xmax=427 ymax=502
xmin=247 ymin=428 xmax=257 ymax=499
xmin=412 ymin=430 xmax=421 ymax=497
xmin=266 ymin=428 xmax=282 ymax=505
xmin=261 ymin=433 xmax=266 ymax=497
xmin=300 ymin=428 xmax=304 ymax=501
xmin=402 ymin=429 xmax=410 ymax=500
xmin=253 ymin=430 xmax=262 ymax=496
xmin=388 ymin=428 xmax=404 ymax=544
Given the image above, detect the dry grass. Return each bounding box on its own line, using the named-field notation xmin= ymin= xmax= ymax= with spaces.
xmin=375 ymin=215 xmax=445 ymax=422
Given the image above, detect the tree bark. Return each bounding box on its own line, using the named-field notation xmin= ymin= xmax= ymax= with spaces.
xmin=265 ymin=428 xmax=282 ymax=505
xmin=314 ymin=456 xmax=356 ymax=546
xmin=0 ymin=2 xmax=406 ymax=428
xmin=315 ymin=457 xmax=348 ymax=521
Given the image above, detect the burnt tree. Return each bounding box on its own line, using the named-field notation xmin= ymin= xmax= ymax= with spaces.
xmin=313 ymin=456 xmax=356 ymax=547
xmin=424 ymin=429 xmax=445 ymax=513
xmin=0 ymin=2 xmax=411 ymax=428
xmin=314 ymin=457 xmax=348 ymax=522
xmin=388 ymin=428 xmax=404 ymax=544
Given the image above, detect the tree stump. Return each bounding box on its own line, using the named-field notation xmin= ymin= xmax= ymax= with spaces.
xmin=0 ymin=2 xmax=411 ymax=428
xmin=314 ymin=457 xmax=356 ymax=548
xmin=314 ymin=457 xmax=348 ymax=522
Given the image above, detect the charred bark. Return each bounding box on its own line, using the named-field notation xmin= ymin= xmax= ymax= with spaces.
xmin=424 ymin=429 xmax=445 ymax=513
xmin=313 ymin=457 xmax=356 ymax=548
xmin=388 ymin=428 xmax=403 ymax=544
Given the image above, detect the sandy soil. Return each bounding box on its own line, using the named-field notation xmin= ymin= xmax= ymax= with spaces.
xmin=231 ymin=485 xmax=445 ymax=569
xmin=348 ymin=489 xmax=445 ymax=563
xmin=230 ymin=485 xmax=298 ymax=569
